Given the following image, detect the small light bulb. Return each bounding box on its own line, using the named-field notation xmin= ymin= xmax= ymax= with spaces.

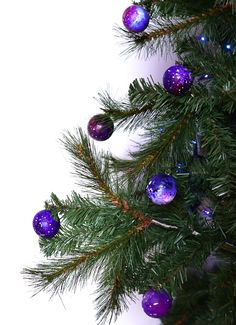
xmin=225 ymin=43 xmax=233 ymax=52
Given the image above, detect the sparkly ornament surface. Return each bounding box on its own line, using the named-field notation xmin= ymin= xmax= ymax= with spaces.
xmin=33 ymin=210 xmax=60 ymax=238
xmin=163 ymin=65 xmax=193 ymax=96
xmin=146 ymin=173 xmax=177 ymax=205
xmin=122 ymin=5 xmax=149 ymax=33
xmin=142 ymin=288 xmax=172 ymax=318
xmin=87 ymin=114 xmax=114 ymax=141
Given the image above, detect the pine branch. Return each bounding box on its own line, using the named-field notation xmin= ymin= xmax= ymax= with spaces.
xmin=98 ymin=79 xmax=179 ymax=132
xmin=116 ymin=4 xmax=232 ymax=58
xmin=23 ymin=219 xmax=151 ymax=297
xmin=111 ymin=113 xmax=193 ymax=178
xmin=201 ymin=114 xmax=236 ymax=199
xmin=95 ymin=273 xmax=135 ymax=325
xmin=61 ymin=128 xmax=120 ymax=200
xmin=146 ymin=6 xmax=230 ymax=40
xmin=215 ymin=0 xmax=236 ymax=12
xmin=61 ymin=129 xmax=199 ymax=234
xmin=42 ymin=193 xmax=131 ymax=257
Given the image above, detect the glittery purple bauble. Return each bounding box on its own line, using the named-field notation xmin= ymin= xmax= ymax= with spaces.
xmin=122 ymin=5 xmax=150 ymax=33
xmin=146 ymin=173 xmax=177 ymax=205
xmin=87 ymin=114 xmax=114 ymax=141
xmin=163 ymin=65 xmax=193 ymax=96
xmin=142 ymin=288 xmax=172 ymax=318
xmin=33 ymin=210 xmax=60 ymax=238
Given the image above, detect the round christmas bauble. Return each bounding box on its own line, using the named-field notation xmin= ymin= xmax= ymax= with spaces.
xmin=122 ymin=5 xmax=150 ymax=33
xmin=33 ymin=210 xmax=60 ymax=238
xmin=163 ymin=65 xmax=193 ymax=96
xmin=87 ymin=114 xmax=114 ymax=141
xmin=142 ymin=288 xmax=172 ymax=318
xmin=146 ymin=173 xmax=177 ymax=205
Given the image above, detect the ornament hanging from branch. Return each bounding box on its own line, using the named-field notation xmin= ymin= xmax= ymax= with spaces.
xmin=142 ymin=288 xmax=172 ymax=318
xmin=122 ymin=5 xmax=150 ymax=33
xmin=163 ymin=65 xmax=193 ymax=96
xmin=87 ymin=114 xmax=114 ymax=141
xmin=146 ymin=173 xmax=177 ymax=205
xmin=33 ymin=210 xmax=60 ymax=238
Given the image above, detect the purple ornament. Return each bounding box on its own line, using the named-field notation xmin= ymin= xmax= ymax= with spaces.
xmin=146 ymin=173 xmax=177 ymax=205
xmin=87 ymin=114 xmax=114 ymax=141
xmin=122 ymin=5 xmax=150 ymax=33
xmin=142 ymin=288 xmax=172 ymax=318
xmin=33 ymin=210 xmax=60 ymax=238
xmin=163 ymin=65 xmax=193 ymax=96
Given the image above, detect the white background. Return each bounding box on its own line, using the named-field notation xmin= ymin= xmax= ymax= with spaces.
xmin=0 ymin=1 xmax=173 ymax=324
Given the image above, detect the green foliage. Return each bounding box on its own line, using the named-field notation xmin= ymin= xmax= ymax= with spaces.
xmin=117 ymin=1 xmax=235 ymax=59
xmin=60 ymin=129 xmax=114 ymax=197
xmin=23 ymin=1 xmax=236 ymax=324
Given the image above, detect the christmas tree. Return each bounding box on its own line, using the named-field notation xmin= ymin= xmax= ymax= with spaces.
xmin=23 ymin=1 xmax=236 ymax=324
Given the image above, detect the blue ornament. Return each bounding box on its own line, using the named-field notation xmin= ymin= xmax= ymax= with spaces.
xmin=33 ymin=210 xmax=60 ymax=238
xmin=142 ymin=288 xmax=172 ymax=318
xmin=122 ymin=5 xmax=150 ymax=33
xmin=163 ymin=65 xmax=193 ymax=96
xmin=146 ymin=173 xmax=177 ymax=205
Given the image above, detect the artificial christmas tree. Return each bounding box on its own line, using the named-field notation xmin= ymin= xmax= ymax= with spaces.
xmin=23 ymin=1 xmax=236 ymax=324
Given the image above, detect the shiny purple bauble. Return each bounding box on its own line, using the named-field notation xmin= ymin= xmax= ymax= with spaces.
xmin=33 ymin=210 xmax=60 ymax=238
xmin=87 ymin=114 xmax=114 ymax=141
xmin=163 ymin=65 xmax=193 ymax=96
xmin=146 ymin=173 xmax=177 ymax=205
xmin=122 ymin=5 xmax=150 ymax=33
xmin=142 ymin=288 xmax=172 ymax=318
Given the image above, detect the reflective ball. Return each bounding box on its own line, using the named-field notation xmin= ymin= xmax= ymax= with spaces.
xmin=146 ymin=173 xmax=177 ymax=205
xmin=142 ymin=288 xmax=172 ymax=318
xmin=163 ymin=65 xmax=193 ymax=96
xmin=87 ymin=114 xmax=114 ymax=141
xmin=122 ymin=5 xmax=150 ymax=33
xmin=33 ymin=210 xmax=60 ymax=238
